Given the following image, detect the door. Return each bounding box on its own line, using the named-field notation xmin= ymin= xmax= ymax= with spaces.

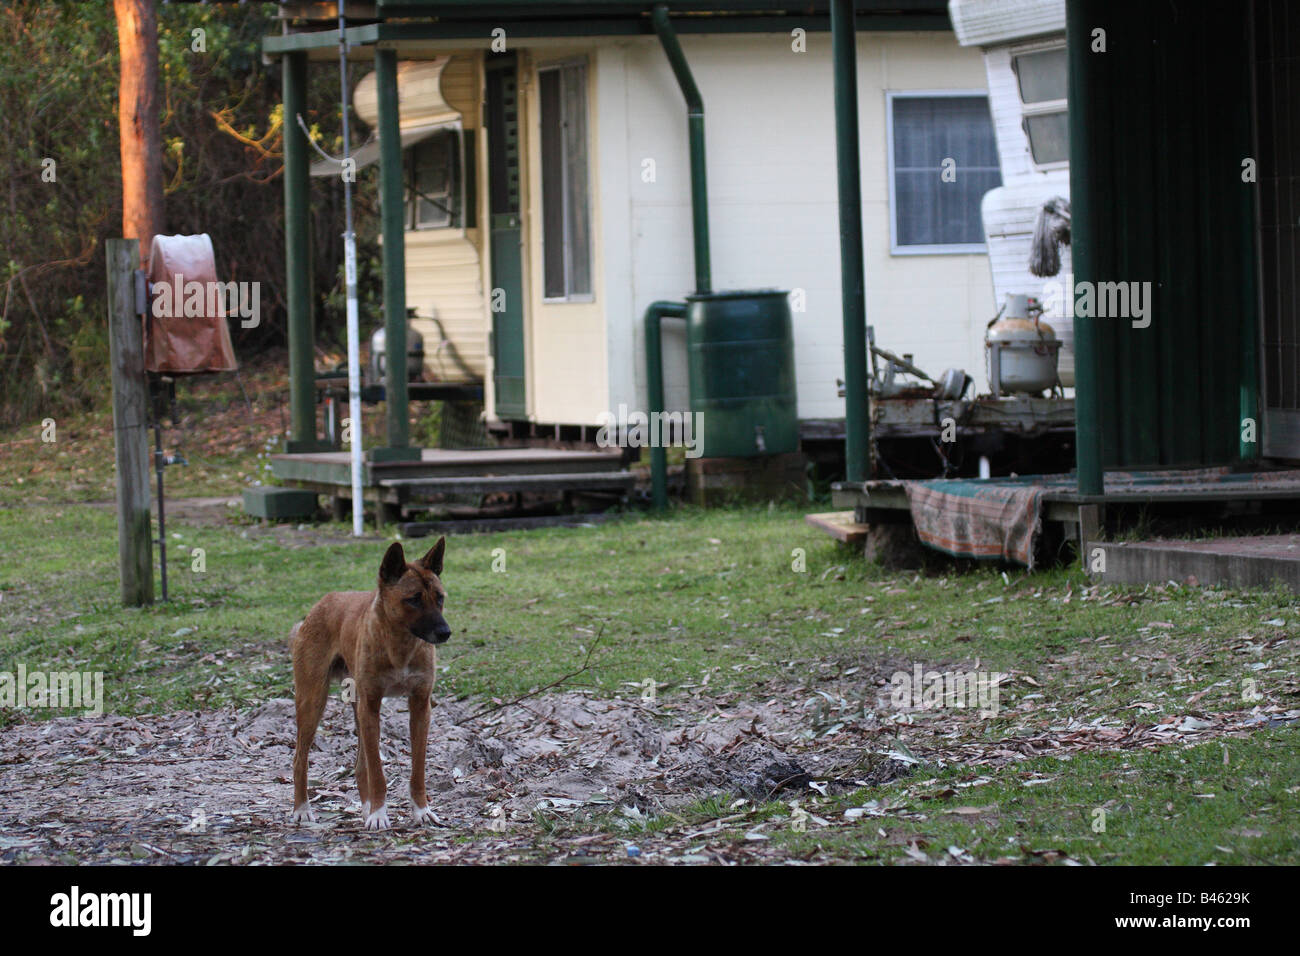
xmin=486 ymin=54 xmax=526 ymax=419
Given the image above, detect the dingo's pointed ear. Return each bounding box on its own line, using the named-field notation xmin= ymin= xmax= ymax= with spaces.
xmin=379 ymin=542 xmax=407 ymax=585
xmin=418 ymin=536 xmax=446 ymax=576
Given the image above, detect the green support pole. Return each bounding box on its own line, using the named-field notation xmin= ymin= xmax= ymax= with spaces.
xmin=283 ymin=51 xmax=322 ymax=453
xmin=652 ymin=5 xmax=711 ymax=295
xmin=831 ymin=0 xmax=870 ymax=484
xmin=1067 ymin=0 xmax=1104 ymax=496
xmin=373 ymin=48 xmax=416 ymax=461
xmin=1242 ymin=1 xmax=1262 ymax=465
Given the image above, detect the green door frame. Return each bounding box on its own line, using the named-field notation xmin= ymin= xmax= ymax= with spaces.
xmin=486 ymin=53 xmax=527 ymax=420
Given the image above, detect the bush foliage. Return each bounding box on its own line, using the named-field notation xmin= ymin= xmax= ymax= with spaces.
xmin=0 ymin=1 xmax=382 ymax=426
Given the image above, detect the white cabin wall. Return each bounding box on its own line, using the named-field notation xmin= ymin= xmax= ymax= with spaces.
xmin=601 ymin=30 xmax=996 ymax=424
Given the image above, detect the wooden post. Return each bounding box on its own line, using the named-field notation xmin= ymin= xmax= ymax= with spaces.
xmin=107 ymin=238 xmax=154 ymax=606
xmin=1078 ymin=503 xmax=1101 ymax=573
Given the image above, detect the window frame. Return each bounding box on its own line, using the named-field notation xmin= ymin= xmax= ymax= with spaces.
xmin=886 ymin=89 xmax=999 ymax=257
xmin=1010 ymin=40 xmax=1069 ymax=171
xmin=404 ymin=127 xmax=464 ymax=232
xmin=537 ymin=58 xmax=594 ymax=304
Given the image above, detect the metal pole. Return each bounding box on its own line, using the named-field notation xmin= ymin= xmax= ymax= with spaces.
xmin=153 ymin=402 xmax=168 ymax=600
xmin=1067 ymin=0 xmax=1103 ymax=496
xmin=339 ymin=2 xmax=365 ymax=536
xmin=831 ymin=0 xmax=870 ymax=483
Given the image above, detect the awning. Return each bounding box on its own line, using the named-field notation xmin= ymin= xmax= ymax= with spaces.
xmin=309 ymin=123 xmax=457 ymax=178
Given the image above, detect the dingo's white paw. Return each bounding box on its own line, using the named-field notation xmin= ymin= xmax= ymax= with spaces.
xmin=412 ymin=803 xmax=438 ymax=825
xmin=365 ymin=805 xmax=390 ymax=831
xmin=290 ymin=803 xmax=317 ymax=824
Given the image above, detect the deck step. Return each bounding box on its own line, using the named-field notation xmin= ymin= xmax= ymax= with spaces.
xmin=805 ymin=510 xmax=870 ymax=545
xmin=380 ymin=471 xmax=637 ymax=496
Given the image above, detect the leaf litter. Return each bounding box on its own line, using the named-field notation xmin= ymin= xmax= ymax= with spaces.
xmin=0 ymin=665 xmax=1293 ymax=865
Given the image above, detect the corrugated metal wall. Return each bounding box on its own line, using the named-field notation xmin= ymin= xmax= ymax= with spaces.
xmin=1068 ymin=0 xmax=1259 ymax=471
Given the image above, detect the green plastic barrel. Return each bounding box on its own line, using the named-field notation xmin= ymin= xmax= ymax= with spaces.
xmin=686 ymin=290 xmax=798 ymax=458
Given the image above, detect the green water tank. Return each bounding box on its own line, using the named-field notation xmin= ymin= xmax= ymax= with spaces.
xmin=686 ymin=289 xmax=798 ymax=458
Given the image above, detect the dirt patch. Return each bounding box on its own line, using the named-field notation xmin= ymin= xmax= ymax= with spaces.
xmin=0 ymin=680 xmax=1291 ymax=864
xmin=0 ymin=689 xmax=852 ymax=864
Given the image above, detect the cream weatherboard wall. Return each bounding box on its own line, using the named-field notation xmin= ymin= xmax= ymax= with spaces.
xmin=596 ymin=30 xmax=996 ymax=425
xmin=408 ymin=53 xmax=491 ymax=385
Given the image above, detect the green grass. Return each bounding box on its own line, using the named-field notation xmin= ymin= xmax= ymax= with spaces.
xmin=1 ymin=503 xmax=1297 ymax=721
xmin=581 ymin=728 xmax=1300 ymax=865
xmin=1 ymin=501 xmax=1297 ymax=862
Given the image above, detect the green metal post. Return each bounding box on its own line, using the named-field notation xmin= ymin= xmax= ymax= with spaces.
xmin=645 ymin=300 xmax=687 ymax=511
xmin=283 ymin=51 xmax=319 ymax=452
xmin=1067 ymin=0 xmax=1104 ymax=495
xmin=1242 ymin=0 xmax=1262 ymax=465
xmin=830 ymin=0 xmax=869 ymax=483
xmin=652 ymin=5 xmax=711 ymax=295
xmin=374 ymin=47 xmax=414 ymax=458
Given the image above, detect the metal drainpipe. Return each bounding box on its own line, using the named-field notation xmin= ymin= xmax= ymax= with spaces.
xmin=652 ymin=4 xmax=711 ymax=295
xmin=646 ymin=6 xmax=707 ymax=510
xmin=645 ymin=300 xmax=687 ymax=511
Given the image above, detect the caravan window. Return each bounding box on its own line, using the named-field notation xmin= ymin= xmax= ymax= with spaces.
xmin=888 ymin=93 xmax=1001 ymax=254
xmin=1014 ymin=47 xmax=1067 ymax=103
xmin=539 ymin=61 xmax=592 ymax=300
xmin=1013 ymin=46 xmax=1069 ymax=166
xmin=405 ymin=129 xmax=461 ymax=230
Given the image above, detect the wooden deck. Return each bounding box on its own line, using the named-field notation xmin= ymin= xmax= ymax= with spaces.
xmin=270 ymin=447 xmax=631 ymax=525
xmin=271 ymin=447 xmax=624 ymax=487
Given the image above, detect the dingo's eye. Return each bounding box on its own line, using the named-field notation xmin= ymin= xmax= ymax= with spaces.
xmin=404 ymin=595 xmax=422 ymax=607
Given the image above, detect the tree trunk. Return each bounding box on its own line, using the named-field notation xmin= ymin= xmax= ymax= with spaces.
xmin=114 ymin=0 xmax=164 ymax=268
